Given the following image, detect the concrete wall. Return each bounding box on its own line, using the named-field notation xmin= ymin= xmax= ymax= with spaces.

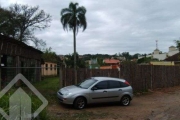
xmin=168 ymin=50 xmax=179 ymax=56
xmin=150 ymin=61 xmax=174 ymax=66
xmin=152 ymin=53 xmax=167 ymax=60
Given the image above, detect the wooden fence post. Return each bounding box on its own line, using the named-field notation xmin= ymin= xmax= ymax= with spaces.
xmin=151 ymin=65 xmax=153 ymax=89
xmin=0 ymin=53 xmax=1 ymax=90
xmin=59 ymin=66 xmax=63 ymax=88
xmin=0 ymin=41 xmax=3 ymax=90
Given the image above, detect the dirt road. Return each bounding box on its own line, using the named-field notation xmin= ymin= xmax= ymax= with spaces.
xmin=48 ymin=86 xmax=180 ymax=120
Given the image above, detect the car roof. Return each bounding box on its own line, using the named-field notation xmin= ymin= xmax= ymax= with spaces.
xmin=91 ymin=77 xmax=125 ymax=82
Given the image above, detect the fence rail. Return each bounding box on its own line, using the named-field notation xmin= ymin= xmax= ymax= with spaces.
xmin=1 ymin=67 xmax=59 ymax=88
xmin=1 ymin=64 xmax=180 ymax=92
xmin=120 ymin=64 xmax=180 ymax=92
xmin=62 ymin=64 xmax=180 ymax=92
xmin=62 ymin=68 xmax=120 ymax=86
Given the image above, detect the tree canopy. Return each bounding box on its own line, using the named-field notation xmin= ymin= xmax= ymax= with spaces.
xmin=0 ymin=4 xmax=51 ymax=49
xmin=61 ymin=2 xmax=87 ymax=33
xmin=64 ymin=53 xmax=86 ymax=68
xmin=175 ymin=40 xmax=180 ymax=52
xmin=42 ymin=47 xmax=58 ymax=63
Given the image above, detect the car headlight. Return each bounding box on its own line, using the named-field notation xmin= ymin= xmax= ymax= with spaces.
xmin=64 ymin=93 xmax=72 ymax=96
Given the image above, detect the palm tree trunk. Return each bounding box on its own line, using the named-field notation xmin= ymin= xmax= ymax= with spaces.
xmin=73 ymin=26 xmax=77 ymax=84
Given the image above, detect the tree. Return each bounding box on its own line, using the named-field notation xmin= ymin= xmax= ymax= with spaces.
xmin=175 ymin=40 xmax=180 ymax=52
xmin=0 ymin=4 xmax=51 ymax=49
xmin=60 ymin=2 xmax=87 ymax=84
xmin=64 ymin=53 xmax=86 ymax=68
xmin=42 ymin=47 xmax=58 ymax=63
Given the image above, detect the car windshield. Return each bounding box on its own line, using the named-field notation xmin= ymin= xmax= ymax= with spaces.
xmin=77 ymin=79 xmax=97 ymax=89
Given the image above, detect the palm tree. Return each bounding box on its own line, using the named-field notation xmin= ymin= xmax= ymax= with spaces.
xmin=61 ymin=2 xmax=87 ymax=84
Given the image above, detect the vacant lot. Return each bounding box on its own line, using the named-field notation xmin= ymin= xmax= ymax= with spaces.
xmin=50 ymin=88 xmax=180 ymax=119
xmin=35 ymin=77 xmax=180 ymax=120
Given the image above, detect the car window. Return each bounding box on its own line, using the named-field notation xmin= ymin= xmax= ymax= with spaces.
xmin=94 ymin=81 xmax=108 ymax=89
xmin=108 ymin=80 xmax=121 ymax=88
xmin=77 ymin=79 xmax=98 ymax=89
xmin=120 ymin=82 xmax=129 ymax=87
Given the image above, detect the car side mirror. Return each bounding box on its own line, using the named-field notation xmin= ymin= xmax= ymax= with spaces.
xmin=91 ymin=87 xmax=98 ymax=91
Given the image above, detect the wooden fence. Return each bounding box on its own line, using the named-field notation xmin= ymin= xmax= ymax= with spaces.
xmin=120 ymin=64 xmax=180 ymax=91
xmin=61 ymin=64 xmax=180 ymax=92
xmin=62 ymin=68 xmax=120 ymax=86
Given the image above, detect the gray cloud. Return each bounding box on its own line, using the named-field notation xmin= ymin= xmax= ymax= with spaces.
xmin=1 ymin=0 xmax=180 ymax=55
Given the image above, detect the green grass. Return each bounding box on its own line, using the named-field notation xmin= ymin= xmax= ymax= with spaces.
xmin=33 ymin=77 xmax=60 ymax=103
xmin=0 ymin=93 xmax=49 ymax=120
xmin=34 ymin=77 xmax=60 ymax=91
xmin=0 ymin=77 xmax=60 ymax=120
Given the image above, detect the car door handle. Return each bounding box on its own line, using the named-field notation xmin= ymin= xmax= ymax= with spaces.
xmin=103 ymin=91 xmax=107 ymax=93
xmin=119 ymin=89 xmax=122 ymax=91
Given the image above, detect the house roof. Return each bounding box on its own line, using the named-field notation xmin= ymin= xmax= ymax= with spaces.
xmin=100 ymin=66 xmax=112 ymax=69
xmin=164 ymin=53 xmax=180 ymax=61
xmin=103 ymin=59 xmax=120 ymax=64
xmin=0 ymin=35 xmax=42 ymax=60
xmin=0 ymin=35 xmax=42 ymax=54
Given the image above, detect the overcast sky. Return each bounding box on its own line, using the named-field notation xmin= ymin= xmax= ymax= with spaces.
xmin=1 ymin=0 xmax=180 ymax=55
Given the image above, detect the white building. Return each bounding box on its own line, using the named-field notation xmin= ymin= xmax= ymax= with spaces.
xmin=168 ymin=46 xmax=179 ymax=56
xmin=138 ymin=46 xmax=179 ymax=61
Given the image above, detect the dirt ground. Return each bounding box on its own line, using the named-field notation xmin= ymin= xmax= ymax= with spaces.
xmin=48 ymin=86 xmax=180 ymax=120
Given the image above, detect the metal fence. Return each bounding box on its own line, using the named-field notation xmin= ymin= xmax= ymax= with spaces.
xmin=1 ymin=67 xmax=59 ymax=88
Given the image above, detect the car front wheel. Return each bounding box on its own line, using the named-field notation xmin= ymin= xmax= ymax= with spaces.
xmin=74 ymin=97 xmax=86 ymax=109
xmin=120 ymin=96 xmax=130 ymax=106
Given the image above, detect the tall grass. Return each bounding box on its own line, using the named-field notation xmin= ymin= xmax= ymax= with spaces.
xmin=33 ymin=77 xmax=60 ymax=104
xmin=0 ymin=77 xmax=59 ymax=120
xmin=0 ymin=93 xmax=49 ymax=120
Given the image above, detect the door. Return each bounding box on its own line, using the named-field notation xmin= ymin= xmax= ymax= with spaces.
xmin=89 ymin=81 xmax=109 ymax=103
xmin=107 ymin=80 xmax=123 ymax=102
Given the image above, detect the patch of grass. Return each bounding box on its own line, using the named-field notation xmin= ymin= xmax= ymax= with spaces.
xmin=0 ymin=94 xmax=49 ymax=120
xmin=34 ymin=77 xmax=60 ymax=91
xmin=33 ymin=77 xmax=60 ymax=103
xmin=0 ymin=77 xmax=60 ymax=120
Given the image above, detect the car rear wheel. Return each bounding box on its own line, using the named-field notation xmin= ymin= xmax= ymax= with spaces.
xmin=120 ymin=96 xmax=130 ymax=106
xmin=74 ymin=97 xmax=86 ymax=109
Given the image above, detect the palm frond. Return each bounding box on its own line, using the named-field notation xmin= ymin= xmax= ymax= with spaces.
xmin=61 ymin=8 xmax=72 ymax=16
xmin=77 ymin=14 xmax=87 ymax=31
xmin=69 ymin=2 xmax=78 ymax=11
xmin=61 ymin=13 xmax=72 ymax=31
xmin=76 ymin=6 xmax=86 ymax=14
xmin=60 ymin=2 xmax=87 ymax=32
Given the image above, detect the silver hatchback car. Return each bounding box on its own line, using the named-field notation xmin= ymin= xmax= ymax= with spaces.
xmin=57 ymin=77 xmax=133 ymax=109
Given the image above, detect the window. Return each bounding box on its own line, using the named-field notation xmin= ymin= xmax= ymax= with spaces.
xmin=109 ymin=81 xmax=121 ymax=88
xmin=120 ymin=82 xmax=129 ymax=88
xmin=54 ymin=65 xmax=56 ymax=70
xmin=77 ymin=79 xmax=98 ymax=89
xmin=95 ymin=81 xmax=108 ymax=89
xmin=50 ymin=64 xmax=52 ymax=70
xmin=45 ymin=64 xmax=48 ymax=70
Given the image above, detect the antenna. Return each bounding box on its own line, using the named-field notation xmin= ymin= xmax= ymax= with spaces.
xmin=156 ymin=40 xmax=158 ymax=49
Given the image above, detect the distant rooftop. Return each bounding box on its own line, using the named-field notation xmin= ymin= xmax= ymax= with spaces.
xmin=104 ymin=59 xmax=120 ymax=64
